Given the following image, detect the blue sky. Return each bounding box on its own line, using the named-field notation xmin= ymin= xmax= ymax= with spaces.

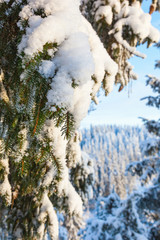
xmin=81 ymin=1 xmax=160 ymax=128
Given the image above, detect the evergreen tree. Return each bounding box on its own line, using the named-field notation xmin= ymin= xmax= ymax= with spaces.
xmin=0 ymin=0 xmax=159 ymax=239
xmin=80 ymin=192 xmax=148 ymax=240
xmin=126 ymin=43 xmax=160 ymax=239
xmin=81 ymin=0 xmax=160 ymax=95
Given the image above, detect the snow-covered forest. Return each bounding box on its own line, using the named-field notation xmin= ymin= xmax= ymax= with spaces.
xmin=59 ymin=124 xmax=159 ymax=240
xmin=0 ymin=0 xmax=159 ymax=239
xmin=81 ymin=125 xmax=150 ymax=198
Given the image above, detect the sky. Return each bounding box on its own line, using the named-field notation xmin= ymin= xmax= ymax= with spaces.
xmin=81 ymin=1 xmax=160 ymax=129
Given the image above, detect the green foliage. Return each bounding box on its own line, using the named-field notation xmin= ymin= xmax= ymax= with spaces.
xmin=61 ymin=112 xmax=75 ymax=140
xmin=0 ymin=2 xmax=76 ymax=238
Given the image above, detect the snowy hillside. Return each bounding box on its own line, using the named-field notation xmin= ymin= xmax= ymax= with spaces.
xmin=81 ymin=125 xmax=150 ymax=198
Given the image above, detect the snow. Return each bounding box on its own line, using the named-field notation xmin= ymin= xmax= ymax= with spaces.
xmin=81 ymin=17 xmax=118 ymax=97
xmin=0 ymin=71 xmax=9 ymax=103
xmin=141 ymin=137 xmax=160 ymax=155
xmin=37 ymin=193 xmax=58 ymax=240
xmin=1 ymin=0 xmax=159 ymax=238
xmin=95 ymin=5 xmax=113 ymax=25
xmin=0 ymin=176 xmax=12 ymax=204
xmin=42 ymin=120 xmax=83 ymax=216
xmin=19 ymin=0 xmax=118 ymax=129
xmin=14 ymin=228 xmax=23 ymax=239
xmin=42 ymin=120 xmax=67 ymax=165
xmin=80 ymin=192 xmax=148 ymax=240
xmin=53 ymin=33 xmax=94 ymax=86
xmin=67 ymin=131 xmax=82 ymax=168
xmin=81 ymin=125 xmax=148 ymax=198
xmin=46 ymin=32 xmax=95 ymax=116
xmin=69 ymin=81 xmax=94 ymax=127
xmin=0 ymin=148 xmax=12 ymax=205
xmin=65 ymin=181 xmax=83 ymax=216
xmin=18 ymin=0 xmax=159 ymax=132
xmin=18 ymin=1 xmax=80 ymax=55
xmin=15 ymin=127 xmax=29 ymax=162
xmin=109 ymin=1 xmax=160 ymax=58
xmin=95 ymin=0 xmax=121 ymax=24
xmin=42 ymin=161 xmax=57 ymax=187
xmin=134 ymin=233 xmax=148 ymax=240
xmin=47 ymin=72 xmax=74 ymax=110
xmin=109 ymin=0 xmax=121 ymax=13
xmin=115 ymin=234 xmax=123 ymax=240
xmin=38 ymin=60 xmax=56 ymax=78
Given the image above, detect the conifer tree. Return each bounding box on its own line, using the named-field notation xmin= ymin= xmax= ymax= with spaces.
xmin=0 ymin=0 xmax=159 ymax=239
xmin=127 ymin=42 xmax=160 ymax=239
xmin=80 ymin=192 xmax=148 ymax=240
xmin=81 ymin=0 xmax=160 ymax=95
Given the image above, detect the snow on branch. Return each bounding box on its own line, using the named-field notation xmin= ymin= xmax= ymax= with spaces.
xmin=109 ymin=1 xmax=160 ymax=58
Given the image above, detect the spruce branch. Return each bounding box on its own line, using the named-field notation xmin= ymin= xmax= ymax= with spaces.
xmin=61 ymin=112 xmax=75 ymax=140
xmin=32 ymin=103 xmax=41 ymax=136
